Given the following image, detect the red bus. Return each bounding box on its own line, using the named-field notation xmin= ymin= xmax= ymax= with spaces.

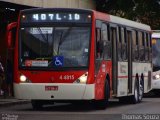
xmin=7 ymin=8 xmax=152 ymax=109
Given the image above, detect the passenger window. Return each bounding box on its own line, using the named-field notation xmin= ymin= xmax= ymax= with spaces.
xmin=102 ymin=23 xmax=111 ymax=60
xmin=118 ymin=27 xmax=122 ymax=61
xmin=139 ymin=32 xmax=145 ymax=61
xmin=101 ymin=23 xmax=108 ymax=41
xmin=121 ymin=28 xmax=127 ymax=61
xmin=145 ymin=33 xmax=149 ymax=61
xmin=96 ymin=28 xmax=103 ymax=58
xmin=132 ymin=31 xmax=139 ymax=61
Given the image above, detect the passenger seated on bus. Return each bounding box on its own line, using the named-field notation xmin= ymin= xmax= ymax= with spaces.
xmin=96 ymin=40 xmax=104 ymax=58
xmin=139 ymin=48 xmax=145 ymax=61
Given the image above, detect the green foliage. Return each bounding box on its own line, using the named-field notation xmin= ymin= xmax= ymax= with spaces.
xmin=96 ymin=0 xmax=160 ymax=29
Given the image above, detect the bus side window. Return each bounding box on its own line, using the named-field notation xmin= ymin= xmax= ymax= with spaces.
xmin=145 ymin=33 xmax=149 ymax=61
xmin=121 ymin=28 xmax=127 ymax=61
xmin=96 ymin=28 xmax=103 ymax=58
xmin=139 ymin=32 xmax=145 ymax=61
xmin=132 ymin=31 xmax=139 ymax=61
xmin=118 ymin=27 xmax=122 ymax=61
xmin=102 ymin=23 xmax=111 ymax=60
xmin=136 ymin=31 xmax=139 ymax=60
xmin=148 ymin=34 xmax=152 ymax=62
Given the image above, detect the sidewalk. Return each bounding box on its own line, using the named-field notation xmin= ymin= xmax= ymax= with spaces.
xmin=0 ymin=95 xmax=30 ymax=107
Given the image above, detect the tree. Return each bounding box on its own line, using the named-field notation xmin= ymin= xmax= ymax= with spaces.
xmin=95 ymin=0 xmax=160 ymax=29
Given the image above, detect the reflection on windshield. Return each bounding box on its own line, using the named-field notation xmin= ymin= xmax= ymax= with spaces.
xmin=152 ymin=38 xmax=160 ymax=71
xmin=20 ymin=27 xmax=90 ymax=68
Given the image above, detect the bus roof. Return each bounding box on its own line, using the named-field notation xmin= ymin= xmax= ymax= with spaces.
xmin=110 ymin=15 xmax=151 ymax=31
xmin=152 ymin=31 xmax=160 ymax=38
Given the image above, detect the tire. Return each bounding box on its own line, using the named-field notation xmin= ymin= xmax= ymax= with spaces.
xmin=31 ymin=100 xmax=43 ymax=110
xmin=95 ymin=80 xmax=110 ymax=109
xmin=130 ymin=78 xmax=139 ymax=104
xmin=119 ymin=76 xmax=144 ymax=104
xmin=138 ymin=76 xmax=144 ymax=102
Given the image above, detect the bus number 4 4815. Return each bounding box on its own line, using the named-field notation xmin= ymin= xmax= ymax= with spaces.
xmin=59 ymin=75 xmax=74 ymax=80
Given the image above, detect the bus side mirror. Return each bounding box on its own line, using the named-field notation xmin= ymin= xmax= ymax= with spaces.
xmin=6 ymin=22 xmax=17 ymax=48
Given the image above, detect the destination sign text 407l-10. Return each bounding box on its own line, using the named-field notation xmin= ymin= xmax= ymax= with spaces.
xmin=33 ymin=13 xmax=80 ymax=21
xmin=21 ymin=12 xmax=91 ymax=23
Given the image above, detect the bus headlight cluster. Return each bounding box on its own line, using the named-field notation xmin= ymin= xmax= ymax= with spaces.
xmin=20 ymin=74 xmax=31 ymax=83
xmin=153 ymin=74 xmax=160 ymax=80
xmin=20 ymin=75 xmax=27 ymax=82
xmin=74 ymin=72 xmax=88 ymax=84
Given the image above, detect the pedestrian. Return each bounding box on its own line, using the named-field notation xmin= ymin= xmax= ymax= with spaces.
xmin=6 ymin=59 xmax=13 ymax=96
xmin=0 ymin=56 xmax=4 ymax=96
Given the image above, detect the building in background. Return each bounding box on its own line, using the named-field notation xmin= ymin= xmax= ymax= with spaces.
xmin=0 ymin=0 xmax=95 ymax=9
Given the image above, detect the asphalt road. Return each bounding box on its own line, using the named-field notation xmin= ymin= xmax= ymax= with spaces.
xmin=1 ymin=94 xmax=160 ymax=120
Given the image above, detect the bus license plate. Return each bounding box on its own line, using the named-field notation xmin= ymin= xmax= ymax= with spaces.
xmin=45 ymin=86 xmax=58 ymax=91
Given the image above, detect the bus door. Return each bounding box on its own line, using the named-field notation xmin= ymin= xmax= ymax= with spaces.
xmin=110 ymin=24 xmax=118 ymax=95
xmin=126 ymin=29 xmax=133 ymax=94
xmin=117 ymin=27 xmax=133 ymax=96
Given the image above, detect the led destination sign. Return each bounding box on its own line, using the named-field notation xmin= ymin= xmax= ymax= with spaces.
xmin=21 ymin=12 xmax=92 ymax=23
xmin=33 ymin=13 xmax=80 ymax=21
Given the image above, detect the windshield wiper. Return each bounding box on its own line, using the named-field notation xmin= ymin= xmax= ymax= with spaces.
xmin=57 ymin=31 xmax=63 ymax=54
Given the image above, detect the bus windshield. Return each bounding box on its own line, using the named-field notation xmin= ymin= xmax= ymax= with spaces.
xmin=152 ymin=38 xmax=160 ymax=72
xmin=20 ymin=26 xmax=90 ymax=68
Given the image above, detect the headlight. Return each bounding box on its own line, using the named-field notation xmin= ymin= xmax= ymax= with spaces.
xmin=153 ymin=74 xmax=160 ymax=80
xmin=20 ymin=75 xmax=27 ymax=82
xmin=74 ymin=72 xmax=88 ymax=84
xmin=155 ymin=74 xmax=160 ymax=79
xmin=19 ymin=74 xmax=31 ymax=83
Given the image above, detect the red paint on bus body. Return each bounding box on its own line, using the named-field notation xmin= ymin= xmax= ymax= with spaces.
xmin=95 ymin=60 xmax=112 ymax=100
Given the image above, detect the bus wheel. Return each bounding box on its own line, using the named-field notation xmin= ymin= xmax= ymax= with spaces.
xmin=31 ymin=100 xmax=43 ymax=110
xmin=95 ymin=80 xmax=109 ymax=109
xmin=138 ymin=76 xmax=144 ymax=102
xmin=130 ymin=78 xmax=139 ymax=104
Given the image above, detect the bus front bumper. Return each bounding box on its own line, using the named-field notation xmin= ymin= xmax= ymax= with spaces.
xmin=14 ymin=83 xmax=95 ymax=100
xmin=152 ymin=79 xmax=160 ymax=89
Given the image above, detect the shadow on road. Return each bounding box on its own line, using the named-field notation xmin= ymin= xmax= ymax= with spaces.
xmin=144 ymin=90 xmax=160 ymax=98
xmin=14 ymin=90 xmax=160 ymax=112
xmin=18 ymin=99 xmax=138 ymax=112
